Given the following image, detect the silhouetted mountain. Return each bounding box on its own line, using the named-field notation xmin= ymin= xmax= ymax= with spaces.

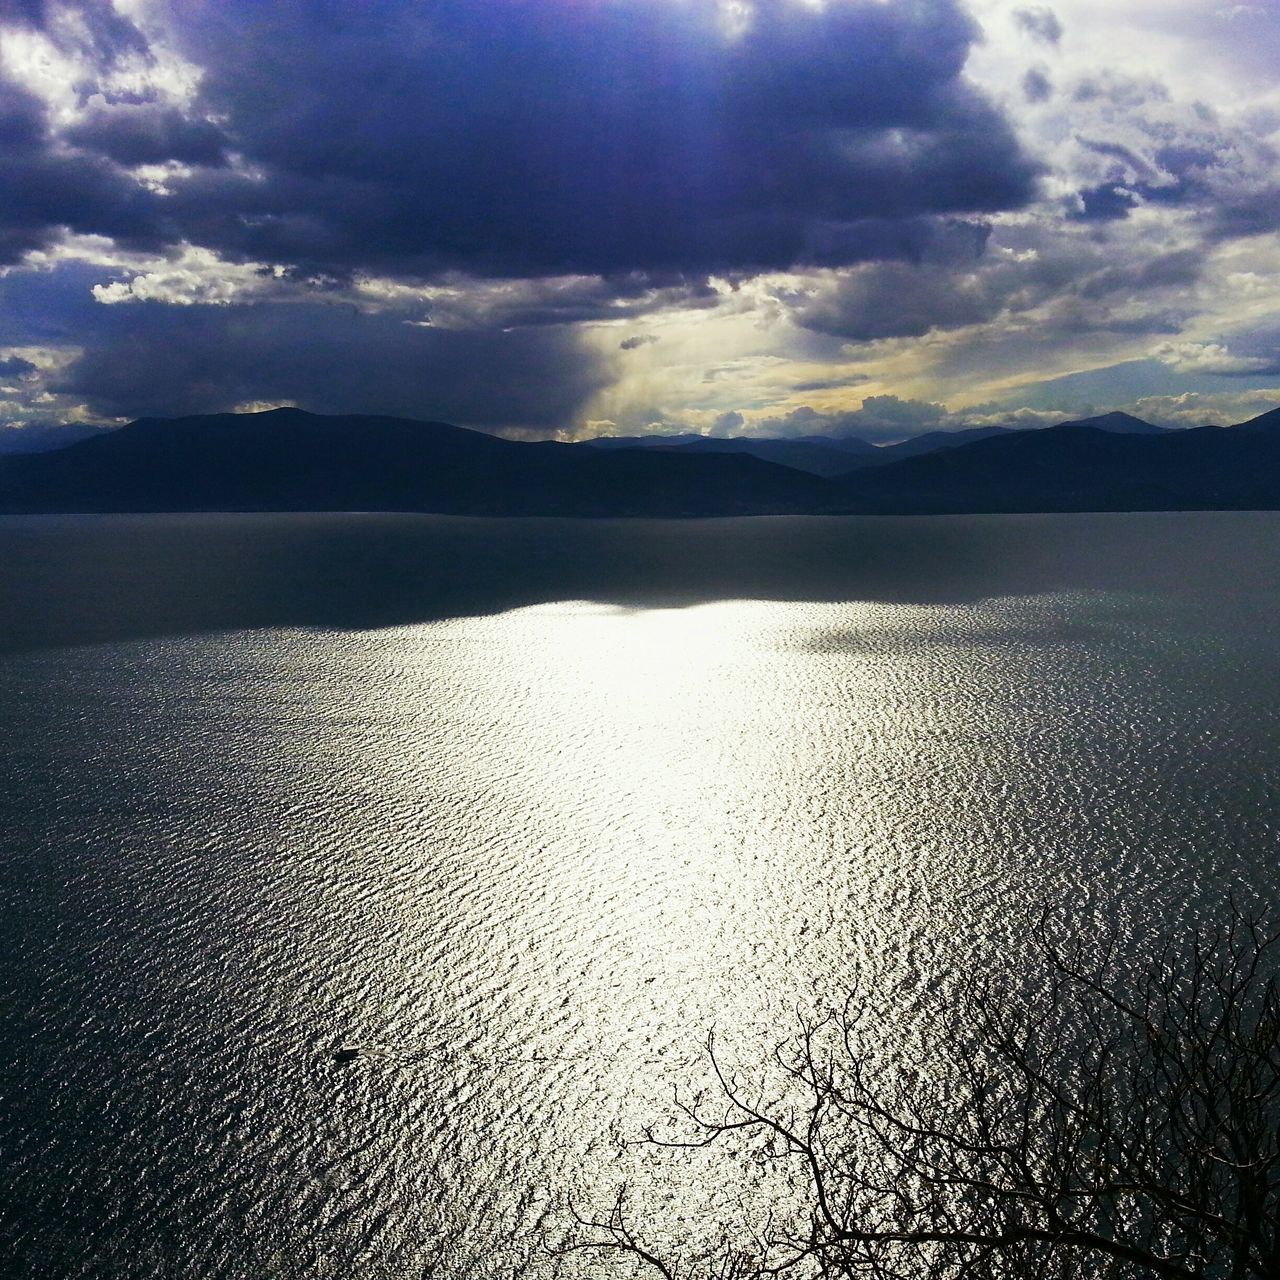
xmin=1234 ymin=406 xmax=1280 ymax=434
xmin=584 ymin=432 xmax=878 ymax=476
xmin=0 ymin=422 xmax=113 ymax=454
xmin=849 ymin=415 xmax=1163 ymax=469
xmin=664 ymin=436 xmax=878 ymax=477
xmin=1056 ymin=411 xmax=1167 ymax=434
xmin=858 ymin=425 xmax=1016 ymax=466
xmin=586 ymin=433 xmax=707 ymax=449
xmin=838 ymin=421 xmax=1280 ymax=513
xmin=0 ymin=408 xmax=839 ymax=517
xmin=791 ymin=435 xmax=880 ymax=454
xmin=581 ymin=414 xmax=1169 ymax=477
xmin=8 ymin=404 xmax=1280 ymax=518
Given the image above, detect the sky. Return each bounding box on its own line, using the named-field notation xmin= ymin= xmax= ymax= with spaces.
xmin=0 ymin=0 xmax=1278 ymax=447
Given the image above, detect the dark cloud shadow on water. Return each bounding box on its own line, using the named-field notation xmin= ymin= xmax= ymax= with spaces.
xmin=0 ymin=511 xmax=1274 ymax=653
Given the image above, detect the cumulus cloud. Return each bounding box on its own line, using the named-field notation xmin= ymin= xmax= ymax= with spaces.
xmin=1131 ymin=389 xmax=1280 ymax=428
xmin=745 ymin=396 xmax=951 ymax=443
xmin=712 ymin=410 xmax=745 ymax=434
xmin=89 ymin=245 xmax=279 ymax=306
xmin=1151 ymin=341 xmax=1280 ymax=376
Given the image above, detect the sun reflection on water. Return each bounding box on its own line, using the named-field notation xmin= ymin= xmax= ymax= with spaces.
xmin=4 ymin=581 xmax=1276 ymax=1277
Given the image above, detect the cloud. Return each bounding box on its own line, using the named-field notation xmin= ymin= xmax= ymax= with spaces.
xmin=1048 ymin=70 xmax=1280 ymax=233
xmin=1022 ymin=68 xmax=1053 ymax=103
xmin=1209 ymin=187 xmax=1280 ymax=240
xmin=3 ymin=0 xmax=150 ymax=66
xmin=63 ymin=104 xmax=229 ymax=168
xmin=1131 ymin=389 xmax=1280 ymax=427
xmin=0 ymin=0 xmax=1277 ymax=442
xmin=1013 ymin=6 xmax=1064 ymax=45
xmin=747 ymin=396 xmax=950 ymax=443
xmin=839 ymin=394 xmax=950 ymax=437
xmin=1151 ymin=341 xmax=1280 ymax=376
xmin=1073 ymin=183 xmax=1140 ymax=222
xmin=781 ymin=230 xmax=1203 ymax=350
xmin=24 ymin=283 xmax=612 ymax=430
xmin=89 ymin=245 xmax=278 ymax=305
xmin=0 ymin=75 xmax=165 ymax=263
xmin=791 ymin=260 xmax=1001 ymax=342
xmin=0 ymin=0 xmax=1039 ymax=280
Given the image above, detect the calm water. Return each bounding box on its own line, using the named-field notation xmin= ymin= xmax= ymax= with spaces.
xmin=1 ymin=512 xmax=1278 ymax=1277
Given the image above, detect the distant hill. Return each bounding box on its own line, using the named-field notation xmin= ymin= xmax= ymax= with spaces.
xmin=586 ymin=433 xmax=708 ymax=450
xmin=581 ymin=413 xmax=1168 ymax=476
xmin=0 ymin=408 xmax=840 ymax=517
xmin=6 ymin=404 xmax=1280 ymax=517
xmin=0 ymin=422 xmax=112 ymax=455
xmin=790 ymin=434 xmax=883 ymax=454
xmin=859 ymin=425 xmax=1016 ymax=466
xmin=838 ymin=421 xmax=1280 ymax=513
xmin=584 ymin=432 xmax=879 ymax=477
xmin=1234 ymin=406 xmax=1280 ymax=434
xmin=1055 ymin=410 xmax=1169 ymax=435
xmin=848 ymin=413 xmax=1165 ymax=470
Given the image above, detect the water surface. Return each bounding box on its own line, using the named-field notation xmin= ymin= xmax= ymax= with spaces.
xmin=1 ymin=512 xmax=1277 ymax=1277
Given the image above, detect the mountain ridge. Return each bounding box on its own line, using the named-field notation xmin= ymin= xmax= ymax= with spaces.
xmin=0 ymin=407 xmax=840 ymax=518
xmin=1 ymin=404 xmax=1278 ymax=517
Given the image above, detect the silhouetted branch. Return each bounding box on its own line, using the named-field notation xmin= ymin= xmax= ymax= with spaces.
xmin=558 ymin=903 xmax=1280 ymax=1278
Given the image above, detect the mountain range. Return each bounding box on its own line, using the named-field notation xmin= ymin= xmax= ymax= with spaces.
xmin=1 ymin=405 xmax=1278 ymax=517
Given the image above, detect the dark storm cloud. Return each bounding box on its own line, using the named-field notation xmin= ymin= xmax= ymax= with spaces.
xmin=1209 ymin=187 xmax=1280 ymax=239
xmin=0 ymin=0 xmax=1036 ymax=280
xmin=50 ymin=302 xmax=608 ymax=429
xmin=788 ymin=236 xmax=1204 ymax=346
xmin=1075 ymin=249 xmax=1201 ymax=300
xmin=1 ymin=0 xmax=148 ymax=64
xmin=421 ymin=274 xmax=717 ymax=330
xmin=64 ymin=104 xmax=229 ymax=167
xmin=0 ymin=354 xmax=36 ymax=378
xmin=794 ymin=262 xmax=1001 ymax=341
xmin=0 ymin=0 xmax=1048 ymax=300
xmin=0 ymin=260 xmax=610 ymax=428
xmin=0 ymin=73 xmax=174 ymax=262
xmin=1073 ymin=183 xmax=1140 ymax=221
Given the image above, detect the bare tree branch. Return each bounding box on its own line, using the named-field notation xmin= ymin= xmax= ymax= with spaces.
xmin=561 ymin=904 xmax=1280 ymax=1280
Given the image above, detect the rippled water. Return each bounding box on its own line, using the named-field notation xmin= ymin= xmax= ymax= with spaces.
xmin=2 ymin=513 xmax=1278 ymax=1277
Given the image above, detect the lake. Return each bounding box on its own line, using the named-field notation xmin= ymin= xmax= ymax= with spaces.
xmin=1 ymin=512 xmax=1278 ymax=1277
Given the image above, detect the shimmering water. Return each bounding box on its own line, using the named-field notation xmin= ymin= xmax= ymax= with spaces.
xmin=1 ymin=513 xmax=1278 ymax=1278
